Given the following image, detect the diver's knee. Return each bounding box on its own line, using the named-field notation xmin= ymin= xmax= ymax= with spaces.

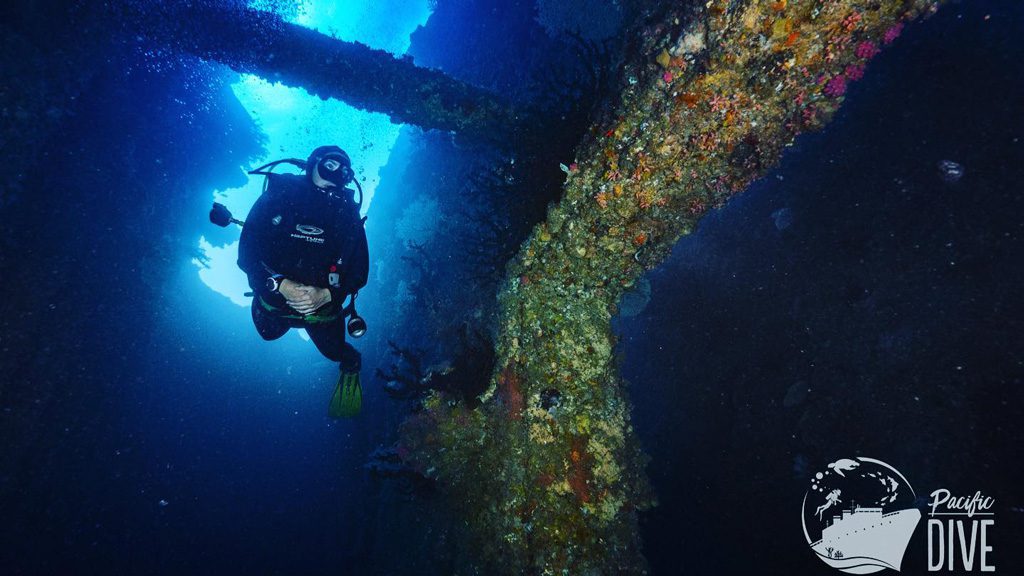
xmin=256 ymin=326 xmax=288 ymax=341
xmin=320 ymin=349 xmax=344 ymax=362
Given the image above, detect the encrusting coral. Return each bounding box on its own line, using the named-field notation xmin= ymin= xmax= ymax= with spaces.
xmin=403 ymin=0 xmax=944 ymax=573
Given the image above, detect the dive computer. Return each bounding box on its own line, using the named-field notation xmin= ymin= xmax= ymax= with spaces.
xmin=266 ymin=274 xmax=285 ymax=293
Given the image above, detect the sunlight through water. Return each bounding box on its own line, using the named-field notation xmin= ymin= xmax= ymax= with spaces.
xmin=194 ymin=0 xmax=431 ymax=308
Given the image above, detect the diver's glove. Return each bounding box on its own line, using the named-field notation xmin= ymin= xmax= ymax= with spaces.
xmin=329 ymin=369 xmax=362 ymax=419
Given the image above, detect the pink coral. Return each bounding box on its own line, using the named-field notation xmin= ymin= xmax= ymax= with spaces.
xmin=709 ymin=93 xmax=731 ymax=112
xmin=802 ymin=105 xmax=819 ymax=125
xmin=883 ymin=22 xmax=904 ymax=45
xmin=845 ymin=63 xmax=866 ymax=81
xmin=824 ymin=75 xmax=847 ymax=98
xmin=842 ymin=11 xmax=862 ymax=32
xmin=662 ymin=71 xmax=673 ymax=83
xmin=855 ymin=41 xmax=879 ymax=59
xmin=687 ymin=198 xmax=706 ymax=215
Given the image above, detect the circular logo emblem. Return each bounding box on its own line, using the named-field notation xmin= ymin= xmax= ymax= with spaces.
xmin=802 ymin=457 xmax=921 ymax=574
xmin=296 ymin=224 xmax=324 ymax=235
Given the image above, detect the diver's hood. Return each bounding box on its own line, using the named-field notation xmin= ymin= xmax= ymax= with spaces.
xmin=306 ymin=145 xmax=353 ymax=189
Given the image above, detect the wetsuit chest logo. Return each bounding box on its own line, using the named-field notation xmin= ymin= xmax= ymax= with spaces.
xmin=291 ymin=223 xmax=326 ymax=244
xmin=296 ymin=224 xmax=324 ymax=235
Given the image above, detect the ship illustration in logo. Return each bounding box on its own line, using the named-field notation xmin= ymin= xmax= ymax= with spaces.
xmin=802 ymin=457 xmax=921 ymax=574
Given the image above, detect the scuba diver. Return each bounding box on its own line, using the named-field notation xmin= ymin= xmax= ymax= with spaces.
xmin=218 ymin=145 xmax=369 ymax=418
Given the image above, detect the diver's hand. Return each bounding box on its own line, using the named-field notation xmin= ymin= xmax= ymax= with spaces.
xmin=286 ymin=285 xmax=332 ymax=315
xmin=278 ymin=278 xmax=306 ymax=302
xmin=278 ymin=280 xmax=322 ymax=314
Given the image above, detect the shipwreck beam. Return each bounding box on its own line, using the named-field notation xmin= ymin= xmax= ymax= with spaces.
xmin=406 ymin=0 xmax=944 ymax=573
xmin=113 ymin=2 xmax=522 ymax=145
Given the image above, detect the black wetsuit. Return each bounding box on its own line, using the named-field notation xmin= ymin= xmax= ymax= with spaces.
xmin=237 ymin=173 xmax=368 ymax=370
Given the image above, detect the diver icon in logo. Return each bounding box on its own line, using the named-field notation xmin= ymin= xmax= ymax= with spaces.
xmin=802 ymin=457 xmax=921 ymax=574
xmin=816 ymin=488 xmax=843 ymax=520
